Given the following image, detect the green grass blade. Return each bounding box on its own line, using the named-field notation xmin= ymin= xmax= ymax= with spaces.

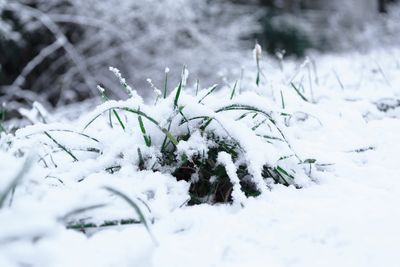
xmin=61 ymin=204 xmax=107 ymax=221
xmin=44 ymin=131 xmax=78 ymax=161
xmin=104 ymin=186 xmax=157 ymax=245
xmin=108 ymin=110 xmax=113 ymax=128
xmin=138 ymin=112 xmax=151 ymax=147
xmin=98 ymin=85 xmax=125 ymax=130
xmin=200 ymin=117 xmax=213 ymax=132
xmin=290 ymin=82 xmax=309 ymax=102
xmin=178 ymin=106 xmax=190 ymax=135
xmin=230 ymin=80 xmax=238 ymax=100
xmin=112 ymin=109 xmax=126 ymax=131
xmin=0 ymin=154 xmax=33 ymax=208
xmin=274 ymin=166 xmax=295 ymax=186
xmin=256 ymin=134 xmax=284 ymax=142
xmin=174 ymin=81 xmax=182 ymax=109
xmin=163 ymin=71 xmax=168 ymax=99
xmin=161 ymin=128 xmax=178 ymax=146
xmin=256 ymin=71 xmax=260 ymax=87
xmin=161 ymin=120 xmax=173 ymax=152
xmin=216 ymin=104 xmax=273 ymax=119
xmin=252 ymin=118 xmax=267 ymax=131
xmin=235 ymin=111 xmax=254 ymax=121
xmin=0 ymin=107 xmax=6 ymax=133
xmin=198 ymin=84 xmax=218 ymax=104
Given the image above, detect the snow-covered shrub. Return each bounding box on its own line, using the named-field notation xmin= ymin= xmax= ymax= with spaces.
xmin=3 ymin=65 xmax=313 ymax=209
xmin=0 ymin=0 xmax=260 ymax=110
xmin=84 ymin=71 xmax=314 ymax=204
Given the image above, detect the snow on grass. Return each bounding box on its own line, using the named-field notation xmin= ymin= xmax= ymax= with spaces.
xmin=217 ymin=151 xmax=247 ymax=205
xmin=1 ymin=47 xmax=400 ymax=266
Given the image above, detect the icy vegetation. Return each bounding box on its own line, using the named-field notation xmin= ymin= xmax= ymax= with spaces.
xmin=2 ymin=1 xmax=400 ymax=266
xmin=1 ymin=44 xmax=400 ymax=266
xmin=0 ymin=0 xmax=259 ymax=108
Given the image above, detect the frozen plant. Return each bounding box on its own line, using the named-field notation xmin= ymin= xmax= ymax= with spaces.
xmin=7 ymin=66 xmax=315 ymax=207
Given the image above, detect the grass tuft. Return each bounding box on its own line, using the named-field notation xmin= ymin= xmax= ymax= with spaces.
xmin=17 ymin=65 xmax=311 ymax=208
xmin=78 ymin=72 xmax=306 ymax=204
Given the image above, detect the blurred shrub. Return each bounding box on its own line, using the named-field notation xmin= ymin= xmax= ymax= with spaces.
xmin=255 ymin=0 xmax=400 ymax=57
xmin=0 ymin=5 xmax=69 ymax=107
xmin=0 ymin=0 xmax=260 ymax=111
xmin=256 ymin=10 xmax=315 ymax=57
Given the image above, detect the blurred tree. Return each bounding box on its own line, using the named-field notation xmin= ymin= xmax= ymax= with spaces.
xmin=254 ymin=0 xmax=400 ymax=57
xmin=379 ymin=0 xmax=400 ymax=12
xmin=0 ymin=0 xmax=259 ymax=113
xmin=379 ymin=0 xmax=388 ymax=12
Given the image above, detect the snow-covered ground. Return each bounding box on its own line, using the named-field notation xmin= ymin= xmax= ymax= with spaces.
xmin=1 ymin=47 xmax=400 ymax=267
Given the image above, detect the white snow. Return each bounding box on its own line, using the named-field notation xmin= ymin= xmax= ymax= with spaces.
xmin=217 ymin=151 xmax=247 ymax=204
xmin=1 ymin=47 xmax=400 ymax=267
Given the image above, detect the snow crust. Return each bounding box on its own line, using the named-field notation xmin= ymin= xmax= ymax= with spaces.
xmin=1 ymin=47 xmax=400 ymax=266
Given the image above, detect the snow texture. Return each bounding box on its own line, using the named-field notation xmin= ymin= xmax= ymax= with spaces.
xmin=1 ymin=46 xmax=400 ymax=267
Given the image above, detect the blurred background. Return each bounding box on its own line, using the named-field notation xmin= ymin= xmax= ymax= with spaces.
xmin=0 ymin=0 xmax=399 ymax=119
